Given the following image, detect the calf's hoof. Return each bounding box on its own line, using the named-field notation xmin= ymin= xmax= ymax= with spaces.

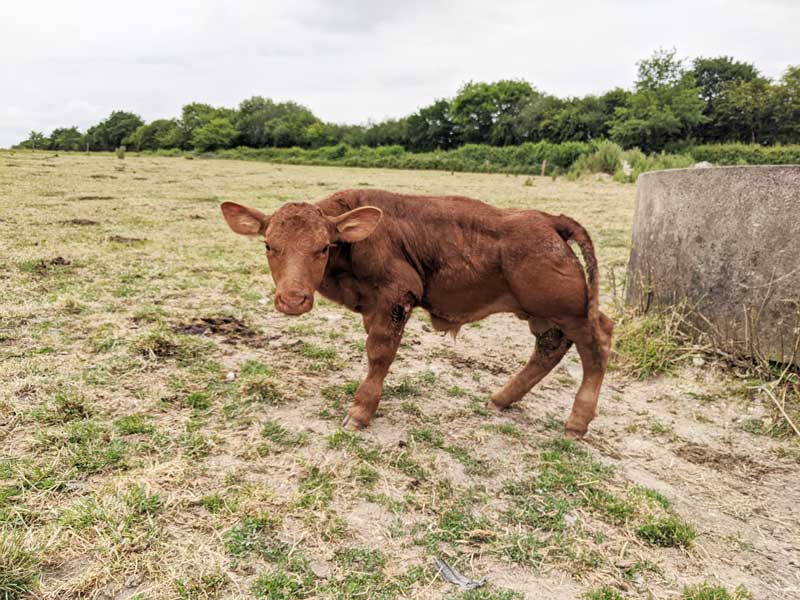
xmin=487 ymin=399 xmax=506 ymax=412
xmin=564 ymin=413 xmax=591 ymax=439
xmin=489 ymin=390 xmax=516 ymax=410
xmin=564 ymin=427 xmax=587 ymax=440
xmin=341 ymin=412 xmax=368 ymax=431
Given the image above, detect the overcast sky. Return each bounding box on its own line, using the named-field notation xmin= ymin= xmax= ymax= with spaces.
xmin=1 ymin=0 xmax=798 ymax=147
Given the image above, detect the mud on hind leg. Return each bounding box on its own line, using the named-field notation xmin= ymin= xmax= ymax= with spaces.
xmin=491 ymin=327 xmax=572 ymax=409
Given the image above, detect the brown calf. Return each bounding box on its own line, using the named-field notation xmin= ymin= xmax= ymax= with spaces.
xmin=221 ymin=189 xmax=613 ymax=437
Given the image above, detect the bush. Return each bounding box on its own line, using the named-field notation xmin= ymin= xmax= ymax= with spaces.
xmin=690 ymin=143 xmax=800 ymax=165
xmin=569 ymin=141 xmax=624 ymax=177
xmin=151 ymin=140 xmax=798 ymax=180
xmin=213 ymin=141 xmax=594 ymax=175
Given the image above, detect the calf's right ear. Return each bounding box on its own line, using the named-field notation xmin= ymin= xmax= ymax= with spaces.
xmin=220 ymin=202 xmax=270 ymax=236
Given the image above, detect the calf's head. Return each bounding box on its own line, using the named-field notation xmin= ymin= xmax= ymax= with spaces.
xmin=220 ymin=201 xmax=382 ymax=315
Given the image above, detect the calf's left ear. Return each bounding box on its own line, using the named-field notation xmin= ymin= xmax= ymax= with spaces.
xmin=330 ymin=206 xmax=383 ymax=243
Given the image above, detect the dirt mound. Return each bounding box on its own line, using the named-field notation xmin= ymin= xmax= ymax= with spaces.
xmin=447 ymin=353 xmax=509 ymax=375
xmin=61 ymin=218 xmax=99 ymax=226
xmin=674 ymin=442 xmax=780 ymax=480
xmin=173 ymin=316 xmax=273 ymax=346
xmin=33 ymin=256 xmax=71 ymax=275
xmin=108 ymin=235 xmax=145 ymax=244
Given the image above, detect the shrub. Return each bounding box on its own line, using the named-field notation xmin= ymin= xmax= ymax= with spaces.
xmin=689 ymin=143 xmax=800 ymax=166
xmin=569 ymin=141 xmax=624 ymax=178
xmin=155 ymin=141 xmax=799 ymax=180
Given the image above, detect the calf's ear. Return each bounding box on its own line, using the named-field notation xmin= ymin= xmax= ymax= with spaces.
xmin=330 ymin=206 xmax=383 ymax=243
xmin=220 ymin=202 xmax=270 ymax=236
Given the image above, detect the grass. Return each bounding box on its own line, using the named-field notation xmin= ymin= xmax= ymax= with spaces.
xmin=611 ymin=307 xmax=692 ymax=379
xmin=636 ymin=515 xmax=697 ymax=548
xmin=0 ymin=530 xmax=40 ymax=599
xmin=296 ymin=466 xmax=335 ymax=509
xmin=0 ymin=151 xmax=787 ymax=599
xmin=584 ymin=587 xmax=624 ymax=600
xmin=681 ymin=583 xmax=752 ymax=600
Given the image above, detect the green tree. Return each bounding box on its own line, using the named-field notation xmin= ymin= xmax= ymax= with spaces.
xmin=191 ymin=117 xmax=238 ymax=151
xmin=775 ymin=65 xmax=800 ymax=143
xmin=49 ymin=127 xmax=84 ymax=151
xmin=610 ymin=49 xmax=707 ymax=151
xmin=178 ymin=103 xmax=237 ymax=150
xmin=539 ymin=91 xmax=629 ymax=142
xmin=713 ymin=78 xmax=778 ymax=144
xmin=128 ymin=119 xmax=181 ymax=150
xmin=512 ymin=93 xmax=564 ymax=142
xmin=363 ymin=118 xmax=408 ymax=147
xmin=406 ymin=99 xmax=455 ymax=151
xmin=236 ymin=97 xmax=318 ymax=148
xmin=306 ymin=122 xmax=365 ymax=148
xmin=450 ymin=80 xmax=535 ymax=145
xmin=86 ymin=111 xmax=144 ymax=151
xmin=15 ymin=131 xmax=51 ymax=150
xmin=691 ymin=56 xmax=764 ymax=142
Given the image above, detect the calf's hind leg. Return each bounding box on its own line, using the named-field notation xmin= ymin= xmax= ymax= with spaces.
xmin=491 ymin=322 xmax=572 ymax=409
xmin=559 ymin=312 xmax=613 ymax=438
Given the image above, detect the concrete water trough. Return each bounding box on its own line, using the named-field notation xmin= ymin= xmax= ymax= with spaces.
xmin=626 ymin=165 xmax=800 ymax=366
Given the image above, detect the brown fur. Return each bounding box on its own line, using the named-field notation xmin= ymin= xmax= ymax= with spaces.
xmin=221 ymin=189 xmax=613 ymax=437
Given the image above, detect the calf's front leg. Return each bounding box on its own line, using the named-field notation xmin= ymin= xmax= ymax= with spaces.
xmin=343 ymin=302 xmax=411 ymax=429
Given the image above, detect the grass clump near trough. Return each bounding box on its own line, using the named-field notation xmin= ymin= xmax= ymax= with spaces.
xmin=610 ymin=307 xmax=693 ymax=378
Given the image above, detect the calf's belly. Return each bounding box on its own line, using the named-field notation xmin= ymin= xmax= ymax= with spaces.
xmin=422 ymin=275 xmax=521 ymax=328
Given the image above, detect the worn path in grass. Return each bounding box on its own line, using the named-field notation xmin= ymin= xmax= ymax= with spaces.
xmin=1 ymin=152 xmax=798 ymax=600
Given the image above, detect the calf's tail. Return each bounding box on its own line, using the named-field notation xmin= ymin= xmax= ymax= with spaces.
xmin=552 ymin=215 xmax=599 ymax=322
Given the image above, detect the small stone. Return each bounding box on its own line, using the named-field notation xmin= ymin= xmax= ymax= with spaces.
xmin=309 ymin=560 xmax=332 ymax=579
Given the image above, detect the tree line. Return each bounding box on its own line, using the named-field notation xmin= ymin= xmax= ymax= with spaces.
xmin=15 ymin=50 xmax=800 ymax=154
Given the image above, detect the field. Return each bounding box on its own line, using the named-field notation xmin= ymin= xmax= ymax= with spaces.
xmin=1 ymin=152 xmax=798 ymax=600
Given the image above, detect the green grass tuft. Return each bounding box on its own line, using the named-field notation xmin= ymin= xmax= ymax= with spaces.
xmin=681 ymin=582 xmax=752 ymax=600
xmin=584 ymin=586 xmax=624 ymax=600
xmin=0 ymin=530 xmax=40 ymax=600
xmin=611 ymin=308 xmax=691 ymax=379
xmin=636 ymin=515 xmax=697 ymax=548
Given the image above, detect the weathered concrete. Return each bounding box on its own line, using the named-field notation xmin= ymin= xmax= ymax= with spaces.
xmin=626 ymin=165 xmax=800 ymax=365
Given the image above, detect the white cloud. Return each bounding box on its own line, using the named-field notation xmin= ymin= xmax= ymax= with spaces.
xmin=1 ymin=0 xmax=798 ymax=146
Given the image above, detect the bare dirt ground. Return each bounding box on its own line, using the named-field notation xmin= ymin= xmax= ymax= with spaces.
xmin=1 ymin=152 xmax=798 ymax=599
